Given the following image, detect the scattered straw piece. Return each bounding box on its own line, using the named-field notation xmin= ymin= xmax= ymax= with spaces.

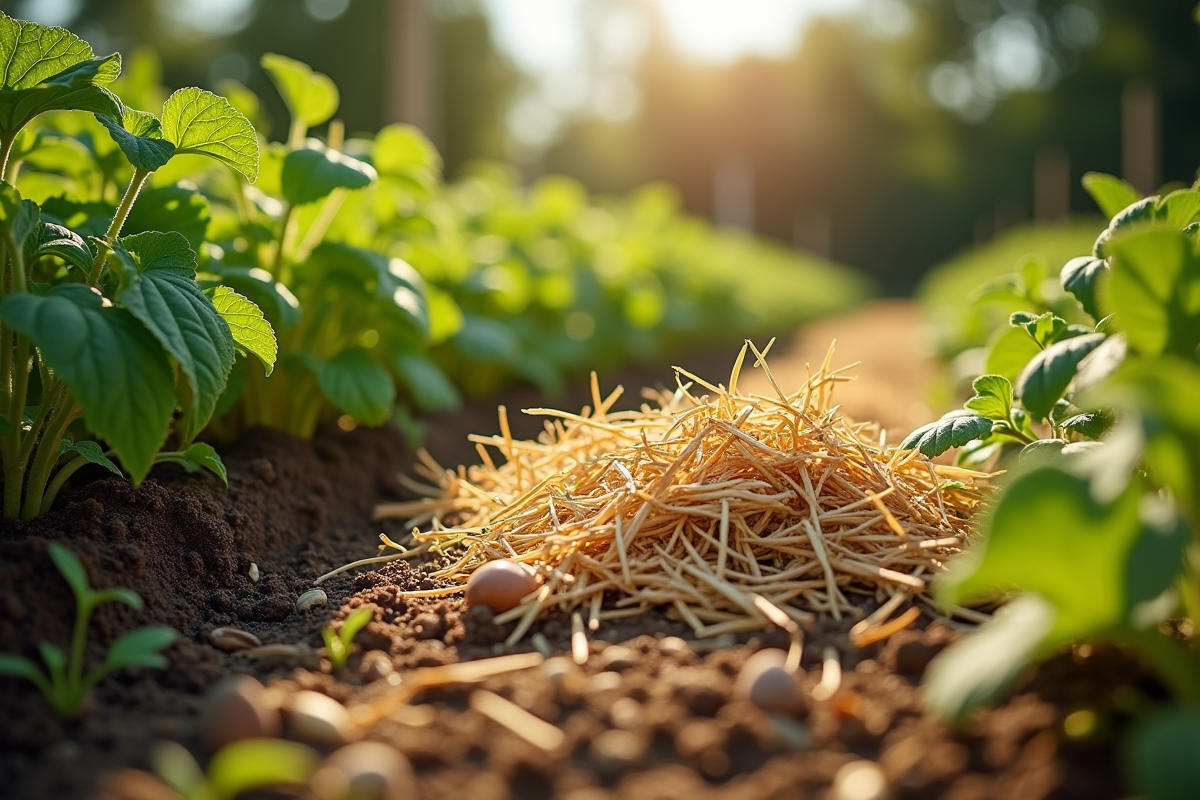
xmin=470 ymin=690 xmax=566 ymax=752
xmin=373 ymin=342 xmax=991 ymax=639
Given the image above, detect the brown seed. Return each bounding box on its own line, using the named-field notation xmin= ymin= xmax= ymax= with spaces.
xmin=312 ymin=741 xmax=417 ymax=800
xmin=735 ymin=649 xmax=804 ymax=716
xmin=210 ymin=626 xmax=261 ymax=651
xmin=464 ymin=560 xmax=538 ymax=613
xmin=198 ymin=676 xmax=281 ymax=753
xmin=296 ymin=588 xmax=328 ymax=612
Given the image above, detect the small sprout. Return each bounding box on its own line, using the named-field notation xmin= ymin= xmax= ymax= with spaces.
xmin=464 ymin=560 xmax=538 ymax=613
xmin=734 ymin=649 xmax=804 ymax=716
xmin=297 ymin=588 xmax=328 ymax=612
xmin=210 ymin=626 xmax=262 ymax=652
xmin=322 ymin=606 xmax=373 ymax=673
xmin=199 ymin=676 xmax=281 ymax=753
xmin=152 ymin=738 xmax=317 ymax=800
xmin=0 ymin=543 xmax=177 ymax=718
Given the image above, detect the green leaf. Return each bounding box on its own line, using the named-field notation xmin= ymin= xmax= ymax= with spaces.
xmin=0 ymin=284 xmax=176 ymax=481
xmin=150 ymin=741 xmax=208 ymax=800
xmin=339 ymin=605 xmax=374 ymax=644
xmin=95 ymin=106 xmax=175 ymax=171
xmin=452 ymin=314 xmax=520 ymax=363
xmin=0 ymin=183 xmax=41 ymax=251
xmin=1010 ymin=311 xmax=1075 ymax=349
xmin=204 ymin=266 xmax=301 ymax=329
xmin=923 ymin=594 xmax=1055 ymax=721
xmin=207 ymin=738 xmax=318 ymax=799
xmin=24 ymin=222 xmax=93 ymax=272
xmin=47 ymin=541 xmax=88 ymax=599
xmin=1104 ymin=227 xmax=1200 ymax=357
xmin=113 ymin=232 xmax=235 ymax=442
xmin=89 ymin=587 xmax=143 ymax=609
xmin=1155 ymin=189 xmax=1200 ymax=228
xmin=1094 ymin=197 xmax=1158 ymax=258
xmin=1017 ymin=438 xmax=1066 ymax=467
xmin=393 ymin=352 xmax=461 ymax=412
xmin=1059 ymin=256 xmax=1109 ymax=320
xmin=102 ymin=626 xmax=177 ymax=670
xmin=963 ymin=374 xmax=1013 ymax=421
xmin=0 ymin=653 xmax=45 ymax=683
xmin=1081 ymin=172 xmax=1142 ymax=219
xmin=122 ymin=184 xmax=210 ymax=250
xmin=260 ymin=53 xmax=339 ymax=127
xmin=1015 ymin=333 xmax=1106 ymax=420
xmin=984 ymin=325 xmax=1043 ymax=383
xmin=281 ymin=142 xmax=376 ymax=205
xmin=900 ymin=410 xmax=994 ymax=458
xmin=1125 ymin=709 xmax=1200 ymax=800
xmin=59 ymin=439 xmax=121 ymax=476
xmin=304 ymin=243 xmax=427 ymax=334
xmin=156 ymin=443 xmax=228 ymax=485
xmin=161 ymin=87 xmax=259 ymax=182
xmin=940 ymin=468 xmax=1185 ymax=642
xmin=0 ymin=13 xmax=122 ymax=139
xmin=38 ymin=642 xmax=67 ymax=677
xmin=208 ymin=286 xmax=276 ymax=376
xmin=1061 ymin=411 xmax=1111 ymax=440
xmin=302 ymin=347 xmax=395 ymax=426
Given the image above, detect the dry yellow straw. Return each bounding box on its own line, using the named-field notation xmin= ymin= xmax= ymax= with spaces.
xmin=373 ymin=341 xmax=991 ymax=642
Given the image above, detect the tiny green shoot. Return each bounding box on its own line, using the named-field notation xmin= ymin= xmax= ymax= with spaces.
xmin=321 ymin=605 xmax=373 ymax=672
xmin=0 ymin=542 xmax=177 ymax=718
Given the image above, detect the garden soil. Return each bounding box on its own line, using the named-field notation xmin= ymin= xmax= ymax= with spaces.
xmin=0 ymin=301 xmax=1144 ymax=800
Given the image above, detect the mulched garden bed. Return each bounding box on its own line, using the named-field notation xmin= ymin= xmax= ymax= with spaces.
xmin=0 ymin=311 xmax=1147 ymax=800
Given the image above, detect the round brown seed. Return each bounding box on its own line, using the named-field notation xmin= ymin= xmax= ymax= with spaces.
xmin=735 ymin=649 xmax=805 ymax=715
xmin=464 ymin=560 xmax=538 ymax=613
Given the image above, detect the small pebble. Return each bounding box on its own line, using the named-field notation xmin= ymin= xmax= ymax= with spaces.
xmin=199 ymin=676 xmax=281 ymax=752
xmin=542 ymin=656 xmax=578 ymax=684
xmin=833 ymin=759 xmax=890 ymax=800
xmin=609 ymin=697 xmax=641 ymax=729
xmin=248 ymin=562 xmax=260 ymax=583
xmin=288 ymin=691 xmax=354 ymax=745
xmin=735 ymin=649 xmax=804 ymax=716
xmin=589 ymin=729 xmax=644 ymax=770
xmin=210 ymin=626 xmax=261 ymax=651
xmin=598 ymin=645 xmax=636 ymax=672
xmin=297 ymin=588 xmax=328 ymax=613
xmin=312 ymin=741 xmax=417 ymax=800
xmin=590 ymin=672 xmax=622 ymax=692
xmin=658 ymin=636 xmax=689 ymax=653
xmin=359 ymin=651 xmax=394 ymax=682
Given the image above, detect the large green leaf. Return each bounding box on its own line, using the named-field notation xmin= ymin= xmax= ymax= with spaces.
xmin=1094 ymin=197 xmax=1157 ymax=258
xmin=260 ymin=53 xmax=338 ymax=128
xmin=281 ymin=142 xmax=376 ymax=205
xmin=1081 ymin=172 xmax=1141 ymax=219
xmin=161 ymin=87 xmax=258 ymax=182
xmin=100 ymin=626 xmax=177 ymax=671
xmin=393 ymin=351 xmax=461 ymax=412
xmin=304 ymin=242 xmax=427 ymax=335
xmin=202 ymin=266 xmax=301 ymax=329
xmin=122 ymin=184 xmax=210 ymax=250
xmin=0 ymin=285 xmax=175 ymax=481
xmin=451 ymin=314 xmax=521 ymax=363
xmin=923 ymin=594 xmax=1055 ymax=721
xmin=1104 ymin=227 xmax=1200 ymax=358
xmin=207 ymin=286 xmax=276 ymax=376
xmin=260 ymin=53 xmax=338 ymax=130
xmin=95 ymin=106 xmax=174 ymax=171
xmin=0 ymin=13 xmax=121 ymax=139
xmin=301 ymin=347 xmax=395 ymax=426
xmin=47 ymin=541 xmax=88 ymax=599
xmin=1125 ymin=709 xmax=1200 ymax=800
xmin=985 ymin=323 xmax=1044 ymax=383
xmin=963 ymin=374 xmax=1013 ymax=422
xmin=900 ymin=410 xmax=994 ymax=458
xmin=940 ymin=468 xmax=1188 ymax=643
xmin=112 ymin=231 xmax=235 ymax=442
xmin=24 ymin=221 xmax=93 ymax=272
xmin=1015 ymin=333 xmax=1105 ymax=420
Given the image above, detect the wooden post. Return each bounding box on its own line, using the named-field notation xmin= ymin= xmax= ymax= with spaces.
xmin=713 ymin=151 xmax=755 ymax=231
xmin=1034 ymin=147 xmax=1070 ymax=221
xmin=386 ymin=0 xmax=438 ymax=139
xmin=1122 ymin=81 xmax=1159 ymax=194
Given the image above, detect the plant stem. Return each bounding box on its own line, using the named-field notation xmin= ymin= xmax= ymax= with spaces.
xmin=18 ymin=381 xmax=65 ymax=466
xmin=88 ymin=168 xmax=150 ymax=286
xmin=40 ymin=455 xmax=91 ymax=516
xmin=293 ymin=189 xmax=346 ymax=262
xmin=4 ymin=335 xmax=31 ymax=519
xmin=271 ymin=203 xmax=295 ymax=281
xmin=0 ymin=135 xmax=15 ymax=181
xmin=289 ymin=119 xmax=307 ymax=149
xmin=66 ymin=594 xmax=94 ymax=713
xmin=21 ymin=397 xmax=78 ymax=519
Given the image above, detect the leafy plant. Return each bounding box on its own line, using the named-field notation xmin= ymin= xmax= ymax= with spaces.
xmin=321 ymin=604 xmax=373 ymax=672
xmin=150 ymin=738 xmax=317 ymax=800
xmin=0 ymin=12 xmax=275 ymax=518
xmin=0 ymin=542 xmax=177 ymax=718
xmin=908 ymin=174 xmax=1200 ymax=800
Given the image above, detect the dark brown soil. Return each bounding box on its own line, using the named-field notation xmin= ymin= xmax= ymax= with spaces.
xmin=0 ymin=303 xmax=1143 ymax=800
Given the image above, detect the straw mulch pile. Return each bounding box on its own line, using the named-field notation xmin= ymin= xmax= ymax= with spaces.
xmin=371 ymin=342 xmax=992 ymax=646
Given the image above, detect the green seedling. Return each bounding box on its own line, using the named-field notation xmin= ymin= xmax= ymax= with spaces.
xmin=321 ymin=605 xmax=373 ymax=672
xmin=151 ymin=738 xmax=317 ymax=800
xmin=0 ymin=542 xmax=177 ymax=718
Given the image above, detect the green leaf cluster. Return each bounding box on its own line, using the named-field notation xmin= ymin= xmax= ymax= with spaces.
xmin=321 ymin=604 xmax=373 ymax=672
xmin=0 ymin=12 xmax=274 ymax=518
xmin=0 ymin=542 xmax=176 ymax=718
xmin=151 ymin=738 xmax=317 ymax=800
